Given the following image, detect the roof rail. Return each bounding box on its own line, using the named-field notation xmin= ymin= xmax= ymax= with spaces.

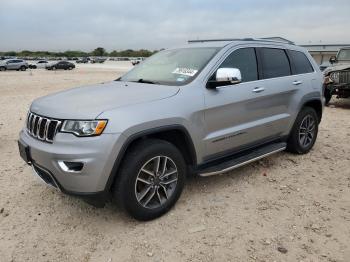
xmin=188 ymin=37 xmax=295 ymax=45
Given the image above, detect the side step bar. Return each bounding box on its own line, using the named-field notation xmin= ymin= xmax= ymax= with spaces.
xmin=198 ymin=142 xmax=286 ymax=177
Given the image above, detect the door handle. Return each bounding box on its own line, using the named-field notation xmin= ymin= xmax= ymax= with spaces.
xmin=293 ymin=80 xmax=303 ymax=85
xmin=252 ymin=87 xmax=265 ymax=93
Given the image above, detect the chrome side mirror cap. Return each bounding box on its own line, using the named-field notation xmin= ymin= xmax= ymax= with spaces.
xmin=216 ymin=68 xmax=242 ymax=84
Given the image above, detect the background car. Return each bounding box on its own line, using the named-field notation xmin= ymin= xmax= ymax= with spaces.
xmin=0 ymin=59 xmax=28 ymax=71
xmin=29 ymin=60 xmax=49 ymax=69
xmin=76 ymin=57 xmax=90 ymax=63
xmin=90 ymin=57 xmax=106 ymax=63
xmin=46 ymin=61 xmax=75 ymax=70
xmin=323 ymin=47 xmax=350 ymax=104
xmin=131 ymin=58 xmax=143 ymax=66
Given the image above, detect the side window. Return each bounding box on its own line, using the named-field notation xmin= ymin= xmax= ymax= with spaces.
xmin=219 ymin=48 xmax=258 ymax=82
xmin=288 ymin=50 xmax=314 ymax=75
xmin=260 ymin=48 xmax=291 ymax=79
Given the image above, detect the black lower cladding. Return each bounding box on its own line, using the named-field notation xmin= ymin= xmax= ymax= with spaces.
xmin=32 ymin=163 xmax=109 ymax=207
xmin=33 ymin=165 xmax=57 ymax=188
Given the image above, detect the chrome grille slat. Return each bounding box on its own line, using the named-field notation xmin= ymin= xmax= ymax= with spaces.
xmin=339 ymin=71 xmax=350 ymax=84
xmin=26 ymin=112 xmax=60 ymax=143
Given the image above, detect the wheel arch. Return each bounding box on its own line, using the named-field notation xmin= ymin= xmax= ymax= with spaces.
xmin=301 ymin=99 xmax=323 ymax=123
xmin=104 ymin=125 xmax=197 ymax=192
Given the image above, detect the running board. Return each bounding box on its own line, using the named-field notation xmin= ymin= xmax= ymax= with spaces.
xmin=198 ymin=142 xmax=286 ymax=177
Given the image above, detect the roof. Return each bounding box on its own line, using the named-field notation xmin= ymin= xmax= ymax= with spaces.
xmin=301 ymin=44 xmax=350 ymax=52
xmin=188 ymin=37 xmax=295 ymax=45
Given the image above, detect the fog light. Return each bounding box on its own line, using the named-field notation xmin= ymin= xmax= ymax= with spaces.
xmin=58 ymin=161 xmax=84 ymax=172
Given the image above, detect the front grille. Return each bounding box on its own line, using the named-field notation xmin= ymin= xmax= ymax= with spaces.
xmin=26 ymin=112 xmax=61 ymax=143
xmin=339 ymin=70 xmax=350 ymax=84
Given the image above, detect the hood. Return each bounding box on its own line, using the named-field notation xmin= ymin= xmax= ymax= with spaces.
xmin=30 ymin=81 xmax=179 ymax=119
xmin=324 ymin=62 xmax=350 ymax=75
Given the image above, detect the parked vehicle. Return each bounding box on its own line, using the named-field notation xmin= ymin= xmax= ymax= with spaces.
xmin=46 ymin=61 xmax=75 ymax=70
xmin=29 ymin=60 xmax=49 ymax=69
xmin=0 ymin=59 xmax=28 ymax=71
xmin=319 ymin=62 xmax=330 ymax=72
xmin=18 ymin=38 xmax=323 ymax=220
xmin=76 ymin=57 xmax=90 ymax=64
xmin=90 ymin=57 xmax=106 ymax=63
xmin=131 ymin=58 xmax=143 ymax=66
xmin=323 ymin=47 xmax=350 ymax=105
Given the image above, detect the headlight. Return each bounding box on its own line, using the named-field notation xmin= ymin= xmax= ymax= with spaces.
xmin=329 ymin=71 xmax=339 ymax=83
xmin=61 ymin=120 xmax=107 ymax=136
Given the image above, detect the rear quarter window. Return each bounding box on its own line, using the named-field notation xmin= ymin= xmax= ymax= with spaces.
xmin=288 ymin=50 xmax=314 ymax=75
xmin=259 ymin=48 xmax=291 ymax=79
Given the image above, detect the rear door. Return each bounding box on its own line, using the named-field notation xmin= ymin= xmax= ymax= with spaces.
xmin=253 ymin=47 xmax=302 ymax=137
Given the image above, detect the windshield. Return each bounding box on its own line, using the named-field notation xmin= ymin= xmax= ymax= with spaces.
xmin=120 ymin=47 xmax=219 ymax=85
xmin=337 ymin=49 xmax=350 ymax=61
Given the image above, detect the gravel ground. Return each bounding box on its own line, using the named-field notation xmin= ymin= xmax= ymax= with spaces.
xmin=0 ymin=64 xmax=349 ymax=262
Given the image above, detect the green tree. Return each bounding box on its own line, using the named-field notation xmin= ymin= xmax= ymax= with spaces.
xmin=91 ymin=47 xmax=106 ymax=56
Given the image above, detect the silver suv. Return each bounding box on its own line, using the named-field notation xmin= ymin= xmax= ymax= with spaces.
xmin=0 ymin=59 xmax=28 ymax=71
xmin=18 ymin=39 xmax=324 ymax=220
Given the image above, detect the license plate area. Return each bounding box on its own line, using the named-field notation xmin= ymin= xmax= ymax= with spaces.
xmin=18 ymin=140 xmax=32 ymax=164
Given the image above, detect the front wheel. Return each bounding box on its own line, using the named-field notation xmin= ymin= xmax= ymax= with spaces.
xmin=0 ymin=67 xmax=6 ymax=71
xmin=324 ymin=88 xmax=332 ymax=105
xmin=113 ymin=139 xmax=186 ymax=221
xmin=20 ymin=66 xmax=26 ymax=71
xmin=287 ymin=107 xmax=319 ymax=154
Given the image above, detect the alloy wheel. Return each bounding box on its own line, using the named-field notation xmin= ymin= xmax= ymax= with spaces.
xmin=135 ymin=156 xmax=178 ymax=209
xmin=298 ymin=114 xmax=316 ymax=148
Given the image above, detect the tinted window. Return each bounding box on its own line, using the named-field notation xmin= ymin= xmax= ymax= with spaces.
xmin=219 ymin=48 xmax=258 ymax=82
xmin=288 ymin=50 xmax=314 ymax=74
xmin=260 ymin=48 xmax=291 ymax=79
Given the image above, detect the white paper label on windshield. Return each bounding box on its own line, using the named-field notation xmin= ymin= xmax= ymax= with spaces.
xmin=172 ymin=67 xmax=198 ymax=77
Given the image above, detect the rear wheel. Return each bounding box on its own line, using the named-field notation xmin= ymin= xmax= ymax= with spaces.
xmin=52 ymin=66 xmax=56 ymax=70
xmin=287 ymin=107 xmax=318 ymax=154
xmin=113 ymin=139 xmax=186 ymax=221
xmin=20 ymin=66 xmax=26 ymax=71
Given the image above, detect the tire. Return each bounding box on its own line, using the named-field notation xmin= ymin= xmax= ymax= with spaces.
xmin=20 ymin=66 xmax=26 ymax=71
xmin=286 ymin=107 xmax=318 ymax=154
xmin=113 ymin=139 xmax=186 ymax=221
xmin=325 ymin=89 xmax=332 ymax=105
xmin=68 ymin=66 xmax=73 ymax=70
xmin=52 ymin=66 xmax=56 ymax=70
xmin=0 ymin=67 xmax=6 ymax=71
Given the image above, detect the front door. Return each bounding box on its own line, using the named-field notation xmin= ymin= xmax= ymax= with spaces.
xmin=203 ymin=47 xmax=293 ymax=159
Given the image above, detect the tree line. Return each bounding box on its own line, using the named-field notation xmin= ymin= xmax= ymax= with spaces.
xmin=0 ymin=47 xmax=159 ymax=58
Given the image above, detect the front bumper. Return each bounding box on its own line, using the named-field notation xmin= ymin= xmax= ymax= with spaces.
xmin=19 ymin=129 xmax=125 ymax=195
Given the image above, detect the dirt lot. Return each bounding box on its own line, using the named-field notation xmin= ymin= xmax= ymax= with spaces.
xmin=0 ymin=65 xmax=349 ymax=262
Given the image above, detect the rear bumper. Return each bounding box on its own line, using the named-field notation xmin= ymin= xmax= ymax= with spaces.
xmin=19 ymin=129 xmax=126 ymax=197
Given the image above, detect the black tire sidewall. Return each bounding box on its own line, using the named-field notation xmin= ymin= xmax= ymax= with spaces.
xmin=115 ymin=139 xmax=186 ymax=221
xmin=287 ymin=107 xmax=318 ymax=154
xmin=325 ymin=88 xmax=332 ymax=105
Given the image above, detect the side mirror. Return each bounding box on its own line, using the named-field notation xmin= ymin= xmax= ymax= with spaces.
xmin=329 ymin=56 xmax=337 ymax=64
xmin=207 ymin=68 xmax=242 ymax=89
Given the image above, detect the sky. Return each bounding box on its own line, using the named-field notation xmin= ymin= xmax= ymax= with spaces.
xmin=0 ymin=0 xmax=350 ymax=52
